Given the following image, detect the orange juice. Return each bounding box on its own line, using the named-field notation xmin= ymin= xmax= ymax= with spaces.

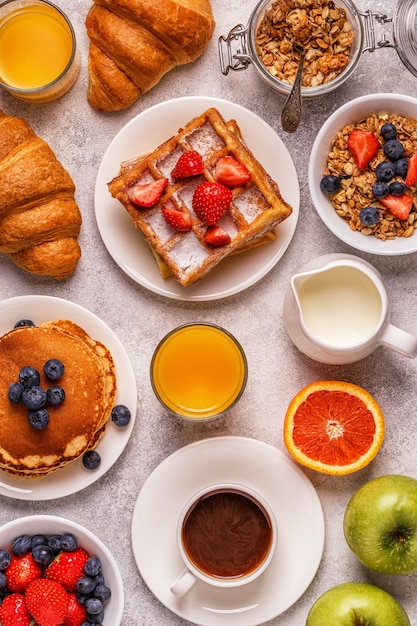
xmin=151 ymin=324 xmax=247 ymax=420
xmin=0 ymin=1 xmax=79 ymax=102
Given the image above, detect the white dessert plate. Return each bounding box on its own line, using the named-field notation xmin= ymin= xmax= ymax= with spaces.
xmin=131 ymin=436 xmax=324 ymax=626
xmin=0 ymin=295 xmax=137 ymax=501
xmin=95 ymin=96 xmax=299 ymax=301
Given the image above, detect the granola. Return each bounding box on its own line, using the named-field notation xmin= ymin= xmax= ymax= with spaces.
xmin=256 ymin=0 xmax=354 ymax=87
xmin=322 ymin=114 xmax=417 ymax=240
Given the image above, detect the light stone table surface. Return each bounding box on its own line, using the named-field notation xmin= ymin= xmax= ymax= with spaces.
xmin=1 ymin=0 xmax=417 ymax=624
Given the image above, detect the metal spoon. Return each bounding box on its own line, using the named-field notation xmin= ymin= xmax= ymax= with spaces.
xmin=281 ymin=46 xmax=306 ymax=133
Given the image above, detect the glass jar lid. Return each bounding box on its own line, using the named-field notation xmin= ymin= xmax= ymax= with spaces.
xmin=393 ymin=0 xmax=417 ymax=78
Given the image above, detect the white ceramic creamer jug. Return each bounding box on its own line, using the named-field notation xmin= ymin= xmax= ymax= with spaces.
xmin=283 ymin=253 xmax=417 ymax=365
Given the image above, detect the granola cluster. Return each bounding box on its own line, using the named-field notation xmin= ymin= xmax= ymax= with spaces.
xmin=324 ymin=114 xmax=417 ymax=240
xmin=256 ymin=0 xmax=354 ymax=87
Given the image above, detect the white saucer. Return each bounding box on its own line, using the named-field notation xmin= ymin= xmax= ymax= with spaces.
xmin=131 ymin=437 xmax=324 ymax=626
xmin=95 ymin=96 xmax=299 ymax=301
xmin=0 ymin=295 xmax=137 ymax=501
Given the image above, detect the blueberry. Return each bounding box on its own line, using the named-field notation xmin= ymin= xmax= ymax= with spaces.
xmin=0 ymin=573 xmax=6 ymax=589
xmin=389 ymin=181 xmax=406 ymax=196
xmin=19 ymin=366 xmax=40 ymax=388
xmin=380 ymin=123 xmax=397 ymax=140
xmin=320 ymin=174 xmax=341 ymax=194
xmin=94 ymin=572 xmax=105 ymax=586
xmin=84 ymin=557 xmax=101 ymax=577
xmin=12 ymin=535 xmax=32 ymax=556
xmin=31 ymin=535 xmax=48 ymax=548
xmin=359 ymin=206 xmax=379 ymax=226
xmin=48 ymin=535 xmax=63 ymax=554
xmin=383 ymin=139 xmax=405 ymax=160
xmin=372 ymin=181 xmax=389 ymax=199
xmin=14 ymin=319 xmax=35 ymax=328
xmin=7 ymin=381 xmax=24 ymax=404
xmin=61 ymin=533 xmax=77 ymax=552
xmin=86 ymin=609 xmax=104 ymax=624
xmin=395 ymin=157 xmax=409 ymax=179
xmin=32 ymin=544 xmax=55 ymax=566
xmin=0 ymin=551 xmax=11 ymax=570
xmin=111 ymin=404 xmax=131 ymax=428
xmin=86 ymin=597 xmax=103 ymax=615
xmin=94 ymin=583 xmax=111 ymax=603
xmin=46 ymin=385 xmax=65 ymax=406
xmin=76 ymin=576 xmax=97 ymax=595
xmin=375 ymin=161 xmax=396 ymax=182
xmin=22 ymin=386 xmax=47 ymax=410
xmin=43 ymin=359 xmax=65 ymax=381
xmin=82 ymin=450 xmax=101 ymax=471
xmin=28 ymin=408 xmax=50 ymax=430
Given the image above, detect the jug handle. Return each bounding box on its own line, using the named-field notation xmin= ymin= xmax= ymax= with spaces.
xmin=379 ymin=323 xmax=417 ymax=359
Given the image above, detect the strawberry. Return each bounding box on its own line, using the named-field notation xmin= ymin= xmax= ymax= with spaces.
xmin=45 ymin=548 xmax=89 ymax=591
xmin=127 ymin=177 xmax=168 ymax=208
xmin=203 ymin=225 xmax=231 ymax=247
xmin=161 ymin=207 xmax=192 ymax=232
xmin=25 ymin=578 xmax=69 ymax=626
xmin=192 ymin=181 xmax=232 ymax=225
xmin=62 ymin=593 xmax=87 ymax=626
xmin=214 ymin=156 xmax=251 ymax=189
xmin=6 ymin=553 xmax=43 ymax=593
xmin=380 ymin=193 xmax=413 ymax=220
xmin=171 ymin=151 xmax=204 ymax=179
xmin=347 ymin=129 xmax=380 ymax=169
xmin=0 ymin=593 xmax=32 ymax=626
xmin=405 ymin=153 xmax=417 ymax=186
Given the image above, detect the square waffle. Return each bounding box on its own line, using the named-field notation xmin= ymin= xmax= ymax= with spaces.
xmin=108 ymin=108 xmax=293 ymax=287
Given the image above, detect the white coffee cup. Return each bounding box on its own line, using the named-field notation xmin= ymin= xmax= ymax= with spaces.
xmin=170 ymin=483 xmax=277 ymax=597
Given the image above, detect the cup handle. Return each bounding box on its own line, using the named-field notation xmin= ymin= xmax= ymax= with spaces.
xmin=379 ymin=323 xmax=417 ymax=359
xmin=170 ymin=567 xmax=197 ymax=597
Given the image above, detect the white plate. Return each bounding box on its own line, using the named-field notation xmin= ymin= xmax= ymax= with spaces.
xmin=131 ymin=436 xmax=324 ymax=626
xmin=309 ymin=93 xmax=417 ymax=255
xmin=95 ymin=97 xmax=299 ymax=301
xmin=0 ymin=295 xmax=137 ymax=501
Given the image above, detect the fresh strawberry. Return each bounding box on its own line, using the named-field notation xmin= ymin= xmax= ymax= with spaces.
xmin=171 ymin=151 xmax=204 ymax=179
xmin=203 ymin=225 xmax=231 ymax=247
xmin=192 ymin=181 xmax=232 ymax=225
xmin=6 ymin=553 xmax=43 ymax=593
xmin=25 ymin=578 xmax=69 ymax=626
xmin=214 ymin=156 xmax=251 ymax=189
xmin=0 ymin=593 xmax=32 ymax=626
xmin=347 ymin=129 xmax=380 ymax=169
xmin=161 ymin=207 xmax=192 ymax=232
xmin=62 ymin=593 xmax=87 ymax=626
xmin=45 ymin=548 xmax=89 ymax=591
xmin=405 ymin=153 xmax=417 ymax=186
xmin=380 ymin=193 xmax=413 ymax=220
xmin=127 ymin=177 xmax=168 ymax=208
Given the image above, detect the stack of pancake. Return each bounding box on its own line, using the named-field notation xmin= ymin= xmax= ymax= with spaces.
xmin=0 ymin=320 xmax=116 ymax=478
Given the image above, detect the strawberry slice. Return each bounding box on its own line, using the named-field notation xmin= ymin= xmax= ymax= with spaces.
xmin=192 ymin=181 xmax=232 ymax=225
xmin=380 ymin=193 xmax=413 ymax=220
xmin=347 ymin=129 xmax=380 ymax=169
xmin=405 ymin=153 xmax=417 ymax=186
xmin=204 ymin=225 xmax=231 ymax=247
xmin=214 ymin=156 xmax=251 ymax=189
xmin=127 ymin=178 xmax=168 ymax=208
xmin=171 ymin=151 xmax=204 ymax=179
xmin=161 ymin=207 xmax=192 ymax=232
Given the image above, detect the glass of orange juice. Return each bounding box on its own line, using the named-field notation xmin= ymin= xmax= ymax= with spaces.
xmin=0 ymin=0 xmax=80 ymax=103
xmin=151 ymin=323 xmax=248 ymax=421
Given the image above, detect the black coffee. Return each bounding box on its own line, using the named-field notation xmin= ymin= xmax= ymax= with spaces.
xmin=182 ymin=490 xmax=273 ymax=579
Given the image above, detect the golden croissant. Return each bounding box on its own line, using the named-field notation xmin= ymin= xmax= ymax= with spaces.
xmin=85 ymin=0 xmax=215 ymax=112
xmin=0 ymin=110 xmax=82 ymax=280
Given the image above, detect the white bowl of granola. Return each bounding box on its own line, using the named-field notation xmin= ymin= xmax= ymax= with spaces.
xmin=309 ymin=92 xmax=417 ymax=255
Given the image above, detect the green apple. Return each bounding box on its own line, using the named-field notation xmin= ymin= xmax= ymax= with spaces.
xmin=306 ymin=582 xmax=410 ymax=626
xmin=343 ymin=474 xmax=417 ymax=575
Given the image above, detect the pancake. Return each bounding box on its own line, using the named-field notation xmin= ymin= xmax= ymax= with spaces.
xmin=0 ymin=321 xmax=116 ymax=478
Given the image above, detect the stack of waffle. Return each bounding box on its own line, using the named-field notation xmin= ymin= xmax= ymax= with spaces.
xmin=108 ymin=108 xmax=293 ymax=286
xmin=0 ymin=320 xmax=116 ymax=478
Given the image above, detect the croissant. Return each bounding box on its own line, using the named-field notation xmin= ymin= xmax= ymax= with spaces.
xmin=0 ymin=111 xmax=82 ymax=280
xmin=85 ymin=0 xmax=215 ymax=111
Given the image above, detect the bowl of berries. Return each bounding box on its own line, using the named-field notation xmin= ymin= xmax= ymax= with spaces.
xmin=308 ymin=92 xmax=417 ymax=255
xmin=0 ymin=514 xmax=123 ymax=625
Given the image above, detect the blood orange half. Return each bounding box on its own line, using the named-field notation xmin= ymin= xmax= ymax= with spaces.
xmin=283 ymin=381 xmax=385 ymax=475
